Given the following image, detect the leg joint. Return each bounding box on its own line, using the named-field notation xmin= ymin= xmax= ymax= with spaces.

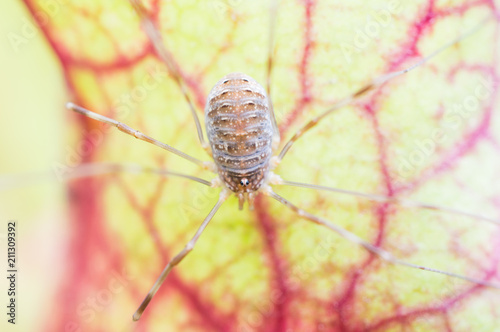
xmin=185 ymin=242 xmax=195 ymax=252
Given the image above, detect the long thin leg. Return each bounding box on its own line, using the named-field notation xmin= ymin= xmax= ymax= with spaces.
xmin=276 ymin=15 xmax=494 ymax=163
xmin=128 ymin=0 xmax=209 ymax=152
xmin=67 ymin=103 xmax=214 ymax=171
xmin=278 ymin=180 xmax=500 ymax=226
xmin=133 ymin=189 xmax=230 ymax=321
xmin=0 ymin=162 xmax=213 ymax=191
xmin=266 ymin=0 xmax=281 ymax=151
xmin=65 ymin=162 xmax=213 ymax=186
xmin=263 ymin=187 xmax=500 ymax=289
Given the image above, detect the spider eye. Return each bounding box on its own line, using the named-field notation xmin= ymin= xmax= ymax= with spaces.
xmin=240 ymin=178 xmax=249 ymax=186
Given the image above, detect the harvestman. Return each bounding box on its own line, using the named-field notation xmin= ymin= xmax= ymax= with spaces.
xmin=62 ymin=0 xmax=500 ymax=322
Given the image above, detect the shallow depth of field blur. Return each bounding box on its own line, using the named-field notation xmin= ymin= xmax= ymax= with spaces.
xmin=0 ymin=0 xmax=499 ymax=331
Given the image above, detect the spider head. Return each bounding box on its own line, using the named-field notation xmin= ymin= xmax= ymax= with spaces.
xmin=239 ymin=178 xmax=250 ymax=187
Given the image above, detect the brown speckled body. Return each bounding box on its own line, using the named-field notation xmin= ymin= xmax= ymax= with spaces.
xmin=205 ymin=73 xmax=273 ymax=193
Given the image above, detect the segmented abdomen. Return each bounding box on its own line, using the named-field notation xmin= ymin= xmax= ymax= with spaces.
xmin=205 ymin=72 xmax=273 ymax=192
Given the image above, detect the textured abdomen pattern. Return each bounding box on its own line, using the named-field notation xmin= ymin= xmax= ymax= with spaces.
xmin=205 ymin=73 xmax=273 ymax=192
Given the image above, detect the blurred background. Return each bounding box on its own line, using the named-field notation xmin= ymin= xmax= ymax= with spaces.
xmin=0 ymin=1 xmax=67 ymax=331
xmin=0 ymin=0 xmax=499 ymax=331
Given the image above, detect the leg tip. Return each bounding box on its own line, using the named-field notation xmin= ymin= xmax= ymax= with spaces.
xmin=65 ymin=102 xmax=75 ymax=110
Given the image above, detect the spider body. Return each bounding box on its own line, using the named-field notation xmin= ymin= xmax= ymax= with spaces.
xmin=205 ymin=72 xmax=274 ymax=207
